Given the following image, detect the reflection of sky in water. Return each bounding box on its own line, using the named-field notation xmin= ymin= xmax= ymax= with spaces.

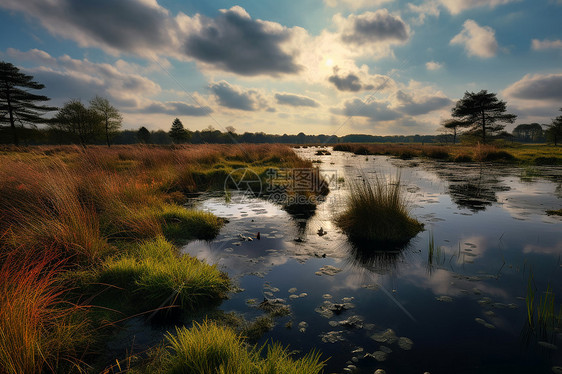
xmin=182 ymin=148 xmax=562 ymax=374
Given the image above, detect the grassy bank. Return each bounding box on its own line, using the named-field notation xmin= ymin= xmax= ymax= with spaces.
xmin=0 ymin=144 xmax=325 ymax=373
xmin=332 ymin=143 xmax=562 ymax=165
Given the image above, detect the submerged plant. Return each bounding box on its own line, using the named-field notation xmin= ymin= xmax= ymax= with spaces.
xmin=336 ymin=174 xmax=423 ymax=246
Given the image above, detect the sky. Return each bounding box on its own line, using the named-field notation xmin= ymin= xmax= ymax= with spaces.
xmin=1 ymin=0 xmax=561 ymax=136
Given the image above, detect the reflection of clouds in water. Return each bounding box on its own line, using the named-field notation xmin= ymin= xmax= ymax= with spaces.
xmin=523 ymin=241 xmax=562 ymax=255
xmin=497 ymin=184 xmax=562 ymax=221
xmin=403 ymin=255 xmax=509 ymax=300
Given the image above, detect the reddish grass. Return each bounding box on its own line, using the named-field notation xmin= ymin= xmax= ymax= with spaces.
xmin=0 ymin=250 xmax=89 ymax=374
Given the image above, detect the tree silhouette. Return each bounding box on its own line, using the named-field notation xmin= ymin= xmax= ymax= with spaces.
xmin=137 ymin=126 xmax=151 ymax=144
xmin=452 ymin=90 xmax=516 ymax=143
xmin=441 ymin=119 xmax=468 ymax=144
xmin=90 ymin=96 xmax=122 ymax=147
xmin=169 ymin=118 xmax=189 ymax=143
xmin=546 ymin=108 xmax=562 ymax=146
xmin=51 ymin=99 xmax=103 ymax=147
xmin=0 ymin=61 xmax=57 ymax=145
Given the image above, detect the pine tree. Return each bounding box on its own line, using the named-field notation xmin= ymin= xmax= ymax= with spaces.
xmin=452 ymin=90 xmax=516 ymax=144
xmin=0 ymin=61 xmax=57 ymax=145
xmin=169 ymin=118 xmax=189 ymax=143
xmin=90 ymin=96 xmax=122 ymax=147
xmin=137 ymin=126 xmax=151 ymax=144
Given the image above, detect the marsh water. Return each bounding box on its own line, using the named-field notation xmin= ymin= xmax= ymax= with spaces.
xmin=183 ymin=147 xmax=562 ymax=374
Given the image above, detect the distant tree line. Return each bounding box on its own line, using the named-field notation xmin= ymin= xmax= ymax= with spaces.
xmin=2 ymin=60 xmax=562 ymax=146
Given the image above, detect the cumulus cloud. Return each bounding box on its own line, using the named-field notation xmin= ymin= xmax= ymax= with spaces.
xmin=531 ymin=39 xmax=562 ymax=50
xmin=324 ymin=0 xmax=393 ymax=10
xmin=274 ymin=93 xmax=319 ymax=107
xmin=5 ymin=49 xmax=161 ymax=108
xmin=180 ymin=6 xmax=301 ymax=76
xmin=504 ymin=73 xmax=562 ymax=102
xmin=340 ymin=10 xmax=410 ymax=45
xmin=393 ymin=90 xmax=452 ymax=115
xmin=0 ymin=0 xmax=173 ymax=56
xmin=0 ymin=2 xmax=302 ymax=77
xmin=438 ymin=0 xmax=519 ymax=14
xmin=336 ymin=98 xmax=402 ymax=122
xmin=407 ymin=1 xmax=440 ymax=25
xmin=425 ymin=61 xmax=443 ymax=70
xmin=328 ymin=66 xmax=394 ymax=92
xmin=328 ymin=71 xmax=370 ymax=92
xmin=450 ymin=20 xmax=498 ymax=58
xmin=209 ymin=81 xmax=269 ymax=111
xmin=139 ymin=102 xmax=210 ymax=116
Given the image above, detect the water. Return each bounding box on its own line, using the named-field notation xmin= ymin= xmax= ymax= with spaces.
xmin=183 ymin=148 xmax=562 ymax=374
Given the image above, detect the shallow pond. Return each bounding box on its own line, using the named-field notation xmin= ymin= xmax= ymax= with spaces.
xmin=183 ymin=148 xmax=562 ymax=374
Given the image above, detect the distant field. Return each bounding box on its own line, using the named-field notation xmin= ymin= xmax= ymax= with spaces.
xmin=326 ymin=143 xmax=562 ymax=165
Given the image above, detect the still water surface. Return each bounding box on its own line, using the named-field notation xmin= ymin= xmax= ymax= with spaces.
xmin=183 ymin=148 xmax=562 ymax=374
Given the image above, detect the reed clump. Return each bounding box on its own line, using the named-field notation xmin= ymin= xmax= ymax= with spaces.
xmin=336 ymin=175 xmax=423 ymax=245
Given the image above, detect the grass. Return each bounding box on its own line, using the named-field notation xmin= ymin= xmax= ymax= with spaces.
xmin=525 ymin=271 xmax=562 ymax=335
xmin=0 ymin=250 xmax=89 ymax=374
xmin=0 ymin=144 xmax=326 ymax=372
xmin=336 ymin=175 xmax=423 ymax=245
xmin=98 ymin=236 xmax=230 ymax=313
xmin=159 ymin=320 xmax=326 ymax=374
xmin=332 ymin=143 xmax=562 ymax=165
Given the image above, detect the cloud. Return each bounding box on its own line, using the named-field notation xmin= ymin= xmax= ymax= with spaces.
xmin=438 ymin=0 xmax=519 ymax=14
xmin=407 ymin=1 xmax=440 ymax=25
xmin=394 ymin=90 xmax=452 ymax=115
xmin=504 ymin=73 xmax=562 ymax=102
xmin=5 ymin=49 xmax=161 ymax=109
xmin=180 ymin=6 xmax=301 ymax=76
xmin=139 ymin=102 xmax=210 ymax=116
xmin=328 ymin=71 xmax=369 ymax=92
xmin=450 ymin=20 xmax=498 ymax=58
xmin=337 ymin=98 xmax=402 ymax=122
xmin=324 ymin=0 xmax=393 ymax=10
xmin=0 ymin=0 xmax=173 ymax=56
xmin=340 ymin=9 xmax=410 ymax=45
xmin=531 ymin=39 xmax=562 ymax=50
xmin=328 ymin=67 xmax=394 ymax=92
xmin=425 ymin=61 xmax=443 ymax=70
xmin=274 ymin=93 xmax=319 ymax=107
xmin=209 ymin=81 xmax=268 ymax=111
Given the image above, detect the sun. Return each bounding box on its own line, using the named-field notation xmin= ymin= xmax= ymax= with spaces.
xmin=325 ymin=58 xmax=334 ymax=67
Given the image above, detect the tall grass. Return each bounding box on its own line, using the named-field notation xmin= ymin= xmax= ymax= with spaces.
xmin=162 ymin=320 xmax=326 ymax=374
xmin=336 ymin=175 xmax=423 ymax=245
xmin=0 ymin=251 xmax=88 ymax=374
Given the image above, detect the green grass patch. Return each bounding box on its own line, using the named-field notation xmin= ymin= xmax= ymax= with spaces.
xmin=97 ymin=237 xmax=230 ymax=313
xmin=159 ymin=320 xmax=326 ymax=374
xmin=336 ymin=175 xmax=423 ymax=245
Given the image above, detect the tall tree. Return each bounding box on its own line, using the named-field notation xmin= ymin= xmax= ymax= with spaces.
xmin=137 ymin=126 xmax=151 ymax=144
xmin=89 ymin=96 xmax=122 ymax=147
xmin=452 ymin=90 xmax=516 ymax=144
xmin=441 ymin=119 xmax=468 ymax=144
xmin=0 ymin=61 xmax=57 ymax=145
xmin=546 ymin=108 xmax=562 ymax=146
xmin=51 ymin=99 xmax=103 ymax=146
xmin=169 ymin=118 xmax=189 ymax=144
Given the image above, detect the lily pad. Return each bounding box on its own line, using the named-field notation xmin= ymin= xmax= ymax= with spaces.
xmin=398 ymin=337 xmax=414 ymax=350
